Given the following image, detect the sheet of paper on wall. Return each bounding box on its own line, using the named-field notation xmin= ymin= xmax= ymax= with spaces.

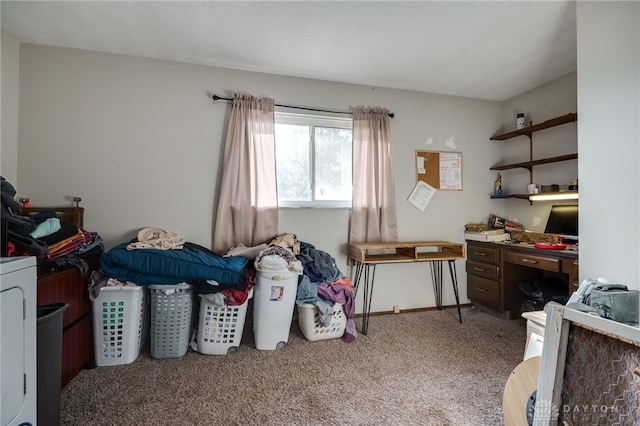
xmin=439 ymin=152 xmax=462 ymax=190
xmin=408 ymin=180 xmax=436 ymax=211
xmin=416 ymin=156 xmax=426 ymax=174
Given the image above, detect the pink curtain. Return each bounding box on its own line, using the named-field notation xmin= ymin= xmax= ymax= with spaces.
xmin=213 ymin=94 xmax=278 ymax=254
xmin=349 ymin=107 xmax=398 ymax=244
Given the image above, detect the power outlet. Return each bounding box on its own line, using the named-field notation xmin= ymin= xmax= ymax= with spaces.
xmin=393 ymin=305 xmax=400 ymax=314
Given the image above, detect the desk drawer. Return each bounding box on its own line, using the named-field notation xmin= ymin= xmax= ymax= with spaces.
xmin=505 ymin=251 xmax=560 ymax=272
xmin=467 ymin=260 xmax=499 ymax=280
xmin=467 ymin=243 xmax=500 ymax=264
xmin=467 ymin=275 xmax=500 ymax=308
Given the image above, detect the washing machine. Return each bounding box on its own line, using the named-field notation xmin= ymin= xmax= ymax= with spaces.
xmin=1 ymin=256 xmax=37 ymax=426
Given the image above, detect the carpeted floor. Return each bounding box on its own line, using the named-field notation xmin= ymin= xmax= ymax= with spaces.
xmin=60 ymin=306 xmax=526 ymax=425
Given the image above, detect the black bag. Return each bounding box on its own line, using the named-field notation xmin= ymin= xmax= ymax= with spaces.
xmin=586 ymin=284 xmax=639 ymax=325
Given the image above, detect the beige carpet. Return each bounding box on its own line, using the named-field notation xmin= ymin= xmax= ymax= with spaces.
xmin=60 ymin=306 xmax=526 ymax=426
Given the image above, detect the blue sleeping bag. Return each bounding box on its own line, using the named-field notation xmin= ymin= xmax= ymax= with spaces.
xmin=100 ymin=242 xmax=249 ymax=285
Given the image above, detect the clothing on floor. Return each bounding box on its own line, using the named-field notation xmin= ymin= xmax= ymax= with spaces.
xmin=318 ymin=281 xmax=357 ymax=343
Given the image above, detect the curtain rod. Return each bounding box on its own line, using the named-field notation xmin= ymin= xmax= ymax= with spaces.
xmin=212 ymin=94 xmax=394 ymax=118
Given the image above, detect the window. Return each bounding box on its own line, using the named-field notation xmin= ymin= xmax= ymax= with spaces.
xmin=275 ymin=112 xmax=352 ymax=208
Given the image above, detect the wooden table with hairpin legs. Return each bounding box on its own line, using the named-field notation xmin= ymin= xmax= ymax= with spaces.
xmin=348 ymin=241 xmax=466 ymax=334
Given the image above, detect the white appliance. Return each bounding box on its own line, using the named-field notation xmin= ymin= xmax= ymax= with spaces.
xmin=1 ymin=256 xmax=37 ymax=426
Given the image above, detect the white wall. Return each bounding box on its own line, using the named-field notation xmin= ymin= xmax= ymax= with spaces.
xmin=9 ymin=5 xmax=638 ymax=318
xmin=1 ymin=30 xmax=20 ymax=184
xmin=500 ymin=72 xmax=578 ymax=233
xmin=16 ymin=44 xmax=504 ymax=313
xmin=576 ymin=1 xmax=640 ymax=290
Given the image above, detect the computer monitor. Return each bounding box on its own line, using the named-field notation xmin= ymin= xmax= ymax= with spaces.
xmin=544 ymin=204 xmax=578 ymax=242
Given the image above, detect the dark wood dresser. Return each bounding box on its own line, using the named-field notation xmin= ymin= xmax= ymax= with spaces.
xmin=20 ymin=205 xmax=99 ymax=388
xmin=37 ymin=257 xmax=99 ymax=388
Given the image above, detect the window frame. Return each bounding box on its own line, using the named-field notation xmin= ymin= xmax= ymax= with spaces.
xmin=275 ymin=111 xmax=353 ymax=209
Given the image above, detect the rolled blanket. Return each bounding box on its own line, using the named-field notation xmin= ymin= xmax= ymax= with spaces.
xmin=127 ymin=227 xmax=185 ymax=250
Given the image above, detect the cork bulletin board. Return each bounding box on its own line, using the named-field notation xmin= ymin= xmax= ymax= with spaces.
xmin=415 ymin=150 xmax=463 ymax=190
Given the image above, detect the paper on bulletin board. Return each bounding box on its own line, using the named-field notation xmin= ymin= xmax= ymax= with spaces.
xmin=417 ymin=156 xmax=426 ymax=174
xmin=438 ymin=152 xmax=462 ymax=190
xmin=408 ymin=180 xmax=436 ymax=211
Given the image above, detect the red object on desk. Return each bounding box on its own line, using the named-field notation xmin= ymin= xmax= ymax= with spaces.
xmin=534 ymin=242 xmax=567 ymax=250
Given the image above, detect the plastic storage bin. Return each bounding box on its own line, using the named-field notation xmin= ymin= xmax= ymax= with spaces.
xmin=297 ymin=302 xmax=346 ymax=341
xmin=149 ymin=283 xmax=193 ymax=359
xmin=253 ymin=266 xmax=300 ymax=350
xmin=37 ymin=303 xmax=69 ymax=426
xmin=197 ymin=289 xmax=252 ymax=355
xmin=92 ymin=285 xmax=144 ymax=366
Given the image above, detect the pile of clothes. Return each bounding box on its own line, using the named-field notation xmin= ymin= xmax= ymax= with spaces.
xmin=1 ymin=176 xmax=103 ymax=274
xmin=254 ymin=233 xmax=357 ymax=343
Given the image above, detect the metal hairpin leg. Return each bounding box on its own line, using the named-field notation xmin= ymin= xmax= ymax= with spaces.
xmin=430 ymin=260 xmax=462 ymax=323
xmin=352 ymin=262 xmax=376 ymax=335
xmin=448 ymin=260 xmax=462 ymax=323
xmin=430 ymin=261 xmax=443 ymax=310
xmin=352 ymin=261 xmax=364 ymax=297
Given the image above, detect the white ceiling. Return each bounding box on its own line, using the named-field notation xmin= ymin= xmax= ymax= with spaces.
xmin=1 ymin=1 xmax=577 ymax=101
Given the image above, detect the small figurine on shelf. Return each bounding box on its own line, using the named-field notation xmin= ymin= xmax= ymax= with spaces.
xmin=494 ymin=173 xmax=503 ymax=195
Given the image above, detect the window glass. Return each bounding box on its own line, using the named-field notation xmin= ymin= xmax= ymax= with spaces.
xmin=274 ymin=123 xmax=311 ymax=201
xmin=275 ymin=112 xmax=352 ymax=208
xmin=314 ymin=126 xmax=352 ymax=201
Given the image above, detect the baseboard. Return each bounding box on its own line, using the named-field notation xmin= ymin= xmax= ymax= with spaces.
xmin=354 ymin=303 xmax=473 ymax=318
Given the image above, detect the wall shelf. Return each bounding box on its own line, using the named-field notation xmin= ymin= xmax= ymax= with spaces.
xmin=490 ymin=113 xmax=577 ymax=141
xmin=490 ymin=112 xmax=578 ymax=202
xmin=490 ymin=153 xmax=578 ymax=171
xmin=490 ymin=191 xmax=579 ymax=202
xmin=490 ymin=193 xmax=530 ymax=200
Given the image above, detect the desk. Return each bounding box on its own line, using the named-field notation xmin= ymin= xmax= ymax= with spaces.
xmin=466 ymin=240 xmax=578 ymax=319
xmin=348 ymin=241 xmax=466 ymax=334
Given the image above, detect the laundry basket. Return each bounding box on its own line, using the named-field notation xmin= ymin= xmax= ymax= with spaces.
xmin=92 ymin=284 xmax=145 ymax=366
xmin=149 ymin=283 xmax=194 ymax=359
xmin=197 ymin=289 xmax=252 ymax=355
xmin=298 ymin=302 xmax=346 ymax=341
xmin=253 ymin=266 xmax=300 ymax=350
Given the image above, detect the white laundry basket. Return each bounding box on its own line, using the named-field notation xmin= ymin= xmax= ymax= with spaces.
xmin=298 ymin=302 xmax=346 ymax=341
xmin=253 ymin=266 xmax=300 ymax=350
xmin=92 ymin=285 xmax=145 ymax=366
xmin=197 ymin=288 xmax=252 ymax=355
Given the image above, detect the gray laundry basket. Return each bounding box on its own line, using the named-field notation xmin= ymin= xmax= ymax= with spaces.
xmin=149 ymin=283 xmax=194 ymax=359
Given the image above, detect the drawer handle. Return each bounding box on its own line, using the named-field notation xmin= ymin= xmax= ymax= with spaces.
xmin=473 ymin=252 xmax=486 ymax=256
xmin=474 ymin=287 xmax=488 ymax=293
xmin=522 ymin=258 xmax=537 ymax=264
xmin=473 ymin=267 xmax=486 ymax=272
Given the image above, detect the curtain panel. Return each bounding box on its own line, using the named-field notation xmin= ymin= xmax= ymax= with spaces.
xmin=213 ymin=94 xmax=278 ymax=254
xmin=349 ymin=106 xmax=398 ymax=244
